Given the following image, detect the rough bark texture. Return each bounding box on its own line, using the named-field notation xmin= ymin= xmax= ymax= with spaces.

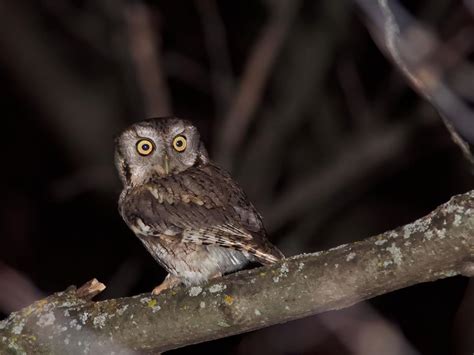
xmin=1 ymin=191 xmax=473 ymax=354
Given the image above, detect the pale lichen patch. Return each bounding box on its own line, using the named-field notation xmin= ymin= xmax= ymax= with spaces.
xmin=116 ymin=305 xmax=128 ymax=316
xmin=403 ymin=217 xmax=431 ymax=239
xmin=453 ymin=214 xmax=462 ymax=227
xmin=11 ymin=320 xmax=25 ymax=335
xmin=4 ymin=337 xmax=26 ymax=355
xmin=70 ymin=319 xmax=82 ymax=331
xmin=139 ymin=297 xmax=151 ymax=305
xmin=387 ymin=231 xmax=398 ymax=239
xmin=209 ymin=284 xmax=226 ymax=293
xmin=328 ymin=243 xmax=349 ymax=252
xmin=254 ymin=309 xmax=261 ymax=316
xmin=297 ymin=262 xmax=305 ymax=272
xmin=375 ymin=239 xmax=387 ymax=246
xmin=93 ymin=314 xmax=107 ymax=329
xmin=83 ymin=341 xmax=91 ymax=354
xmin=386 ymin=243 xmax=403 ymax=266
xmin=437 ymin=228 xmax=446 ymax=239
xmin=346 ymin=252 xmax=356 ymax=262
xmin=273 ymin=262 xmax=290 ymax=282
xmin=433 ymin=270 xmax=458 ymax=278
xmin=443 ymin=202 xmax=465 ymax=215
xmin=188 ymin=286 xmax=202 ymax=297
xmin=290 ymin=251 xmax=322 ymax=259
xmin=424 ymin=230 xmax=434 ymax=240
xmin=79 ymin=312 xmax=89 ymax=325
xmin=59 ymin=300 xmax=79 ymax=308
xmin=200 ymin=301 xmax=206 ymax=309
xmin=37 ymin=312 xmax=56 ymax=327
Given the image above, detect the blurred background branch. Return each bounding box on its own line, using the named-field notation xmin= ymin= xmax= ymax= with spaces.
xmin=216 ymin=0 xmax=302 ymax=169
xmin=355 ymin=0 xmax=474 ymax=164
xmin=125 ymin=3 xmax=172 ymax=117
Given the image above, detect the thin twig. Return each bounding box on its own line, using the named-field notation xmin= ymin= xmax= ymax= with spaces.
xmin=195 ymin=0 xmax=234 ymax=117
xmin=215 ymin=0 xmax=302 ymax=169
xmin=126 ymin=3 xmax=172 ymax=117
xmin=76 ymin=279 xmax=106 ymax=301
xmin=236 ymin=6 xmax=350 ymax=203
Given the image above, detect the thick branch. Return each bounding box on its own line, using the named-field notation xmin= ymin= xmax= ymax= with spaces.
xmin=1 ymin=191 xmax=473 ymax=353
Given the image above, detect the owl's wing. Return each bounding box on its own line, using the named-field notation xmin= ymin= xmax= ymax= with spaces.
xmin=122 ymin=167 xmax=283 ymax=264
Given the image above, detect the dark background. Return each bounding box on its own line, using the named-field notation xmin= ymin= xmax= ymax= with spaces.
xmin=0 ymin=0 xmax=473 ymax=354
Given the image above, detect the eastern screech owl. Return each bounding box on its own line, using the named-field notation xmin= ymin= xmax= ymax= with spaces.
xmin=115 ymin=117 xmax=284 ymax=294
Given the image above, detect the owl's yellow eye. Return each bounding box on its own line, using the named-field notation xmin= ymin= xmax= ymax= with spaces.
xmin=172 ymin=135 xmax=187 ymax=152
xmin=136 ymin=139 xmax=154 ymax=156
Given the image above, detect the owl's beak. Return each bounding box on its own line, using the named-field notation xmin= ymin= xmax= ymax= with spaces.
xmin=163 ymin=154 xmax=170 ymax=175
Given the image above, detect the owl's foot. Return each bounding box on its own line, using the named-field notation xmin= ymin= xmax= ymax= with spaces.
xmin=151 ymin=274 xmax=181 ymax=295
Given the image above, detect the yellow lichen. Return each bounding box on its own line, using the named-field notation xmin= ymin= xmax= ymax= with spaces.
xmin=223 ymin=294 xmax=234 ymax=305
xmin=147 ymin=299 xmax=157 ymax=308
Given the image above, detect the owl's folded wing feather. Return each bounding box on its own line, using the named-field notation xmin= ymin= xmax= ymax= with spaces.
xmin=122 ymin=175 xmax=283 ymax=264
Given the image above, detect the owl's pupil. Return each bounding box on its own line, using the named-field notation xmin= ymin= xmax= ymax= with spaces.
xmin=142 ymin=144 xmax=150 ymax=150
xmin=176 ymin=140 xmax=183 ymax=147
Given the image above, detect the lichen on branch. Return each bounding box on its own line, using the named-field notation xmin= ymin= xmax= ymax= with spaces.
xmin=1 ymin=191 xmax=473 ymax=354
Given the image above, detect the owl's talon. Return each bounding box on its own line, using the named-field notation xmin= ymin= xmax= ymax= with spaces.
xmin=151 ymin=285 xmax=166 ymax=295
xmin=151 ymin=274 xmax=180 ymax=295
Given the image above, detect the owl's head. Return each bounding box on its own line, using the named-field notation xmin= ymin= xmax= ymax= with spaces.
xmin=114 ymin=117 xmax=209 ymax=186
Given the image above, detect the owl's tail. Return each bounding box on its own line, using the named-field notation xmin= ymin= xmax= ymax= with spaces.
xmin=251 ymin=244 xmax=285 ymax=265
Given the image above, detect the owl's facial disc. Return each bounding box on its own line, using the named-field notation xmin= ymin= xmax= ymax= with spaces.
xmin=115 ymin=117 xmax=209 ymax=186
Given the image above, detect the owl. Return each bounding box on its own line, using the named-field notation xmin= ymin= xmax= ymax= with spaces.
xmin=115 ymin=117 xmax=284 ymax=294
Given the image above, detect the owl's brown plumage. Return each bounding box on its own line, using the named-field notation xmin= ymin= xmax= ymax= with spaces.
xmin=115 ymin=117 xmax=283 ymax=293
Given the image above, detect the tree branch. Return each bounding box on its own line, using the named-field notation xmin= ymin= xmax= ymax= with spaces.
xmin=1 ymin=191 xmax=473 ymax=353
xmin=215 ymin=0 xmax=301 ymax=169
xmin=125 ymin=3 xmax=172 ymax=117
xmin=354 ymin=0 xmax=474 ymax=164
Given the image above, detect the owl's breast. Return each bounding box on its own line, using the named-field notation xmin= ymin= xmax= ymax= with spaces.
xmin=139 ymin=234 xmax=250 ymax=285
